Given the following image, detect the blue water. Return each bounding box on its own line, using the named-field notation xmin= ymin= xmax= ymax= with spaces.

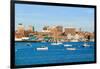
xmin=15 ymin=42 xmax=95 ymax=66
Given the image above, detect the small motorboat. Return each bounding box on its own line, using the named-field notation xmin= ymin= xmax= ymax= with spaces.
xmin=51 ymin=42 xmax=62 ymax=45
xmin=83 ymin=43 xmax=90 ymax=47
xmin=37 ymin=46 xmax=48 ymax=51
xmin=64 ymin=44 xmax=72 ymax=47
xmin=26 ymin=43 xmax=32 ymax=47
xmin=66 ymin=48 xmax=76 ymax=50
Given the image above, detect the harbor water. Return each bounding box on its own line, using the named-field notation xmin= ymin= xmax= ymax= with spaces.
xmin=15 ymin=42 xmax=95 ymax=66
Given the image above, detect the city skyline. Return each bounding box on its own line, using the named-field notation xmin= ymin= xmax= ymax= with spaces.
xmin=15 ymin=4 xmax=94 ymax=32
xmin=15 ymin=23 xmax=94 ymax=33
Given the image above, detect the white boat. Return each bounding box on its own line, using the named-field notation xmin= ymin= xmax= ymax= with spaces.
xmin=51 ymin=42 xmax=62 ymax=45
xmin=66 ymin=48 xmax=76 ymax=50
xmin=37 ymin=46 xmax=48 ymax=51
xmin=64 ymin=44 xmax=72 ymax=47
xmin=83 ymin=43 xmax=90 ymax=47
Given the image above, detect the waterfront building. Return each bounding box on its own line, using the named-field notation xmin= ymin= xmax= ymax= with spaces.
xmin=56 ymin=26 xmax=63 ymax=32
xmin=42 ymin=26 xmax=50 ymax=32
xmin=72 ymin=33 xmax=80 ymax=42
xmin=67 ymin=33 xmax=73 ymax=41
xmin=15 ymin=23 xmax=25 ymax=38
xmin=24 ymin=31 xmax=35 ymax=37
xmin=64 ymin=27 xmax=76 ymax=35
xmin=17 ymin=23 xmax=25 ymax=33
xmin=28 ymin=25 xmax=34 ymax=33
xmin=15 ymin=23 xmax=94 ymax=42
xmin=15 ymin=31 xmax=23 ymax=38
xmin=48 ymin=26 xmax=58 ymax=42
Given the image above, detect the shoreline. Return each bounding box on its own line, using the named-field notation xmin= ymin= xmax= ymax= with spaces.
xmin=15 ymin=41 xmax=94 ymax=42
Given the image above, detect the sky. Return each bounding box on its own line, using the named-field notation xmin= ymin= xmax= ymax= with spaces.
xmin=15 ymin=3 xmax=94 ymax=32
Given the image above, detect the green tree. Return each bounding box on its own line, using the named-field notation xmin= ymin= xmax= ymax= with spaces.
xmin=43 ymin=26 xmax=49 ymax=30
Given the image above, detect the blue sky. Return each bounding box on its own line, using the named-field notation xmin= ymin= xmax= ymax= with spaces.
xmin=15 ymin=4 xmax=94 ymax=32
